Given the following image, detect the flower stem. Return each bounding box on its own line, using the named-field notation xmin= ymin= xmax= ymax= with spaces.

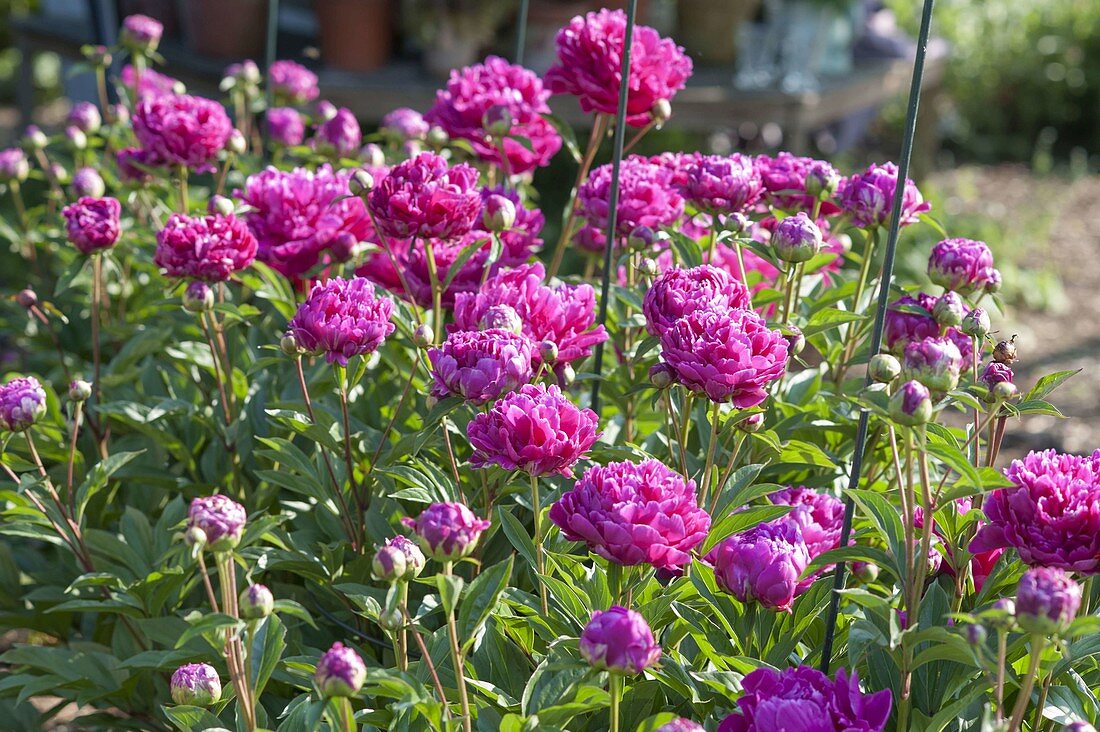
xmin=422 ymin=238 xmax=444 ymax=342
xmin=400 ymin=600 xmax=451 ymax=721
xmin=91 ymin=254 xmax=104 ymax=408
xmin=442 ymin=562 xmax=472 ymax=732
xmin=529 ymin=474 xmax=549 ymax=615
xmin=700 ymin=401 xmax=722 ymax=507
xmin=396 ymin=582 xmax=409 ymax=672
xmin=200 ymin=311 xmax=233 ymax=427
xmin=995 ymin=628 xmax=1008 ymax=721
xmin=335 ymin=364 xmax=366 ymax=523
xmin=66 ymin=401 xmax=83 ymax=517
xmin=547 ymin=114 xmax=608 ymax=279
xmin=176 ymin=165 xmax=189 ymax=212
xmin=609 ymin=673 xmax=623 ymax=732
xmin=834 ymin=228 xmax=878 ymax=386
xmin=607 ymin=561 xmax=623 ymax=605
xmin=1008 ymin=635 xmax=1046 ymax=732
xmin=327 ymin=697 xmax=355 ymax=732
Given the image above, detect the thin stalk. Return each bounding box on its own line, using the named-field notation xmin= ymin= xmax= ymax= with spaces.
xmin=710 ymin=431 xmax=748 ymax=517
xmin=834 ymin=229 xmax=878 ymax=385
xmin=700 ymin=401 xmax=722 ymax=507
xmin=987 ymin=415 xmax=1008 ymax=468
xmin=396 ymin=582 xmax=409 ymax=672
xmin=176 ymin=165 xmax=189 ymax=212
xmin=327 ymin=697 xmax=355 ymax=732
xmin=781 ymin=263 xmax=797 ymax=324
xmin=529 ymin=474 xmax=549 ymax=615
xmin=547 ymin=114 xmax=609 ymax=278
xmin=335 ymin=365 xmax=363 ymax=516
xmin=66 ymin=402 xmax=83 ymax=517
xmin=1007 ymin=635 xmax=1046 ymax=732
xmin=423 ymin=238 xmax=444 ymax=342
xmin=995 ymin=629 xmax=1008 ymax=721
xmin=200 ymin=312 xmax=233 ymax=426
xmin=442 ymin=562 xmax=473 ymax=732
xmin=622 ymin=120 xmax=656 ymax=155
xmin=663 ymin=390 xmax=689 ymax=477
xmin=400 ymin=601 xmax=452 ymax=722
xmin=91 ymin=254 xmax=104 ymax=406
xmin=609 ymin=674 xmax=623 ymax=732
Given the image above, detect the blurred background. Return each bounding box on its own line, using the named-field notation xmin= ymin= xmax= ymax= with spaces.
xmin=0 ymin=0 xmax=1096 ymax=454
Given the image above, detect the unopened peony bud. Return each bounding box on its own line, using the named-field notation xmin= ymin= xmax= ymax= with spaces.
xmin=16 ymin=288 xmax=37 ymax=309
xmin=853 ymin=561 xmax=879 ymax=583
xmin=538 ymin=340 xmax=559 ymax=364
xmin=82 ymin=44 xmax=112 ymax=67
xmin=72 ymin=167 xmax=106 ymax=198
xmin=403 ymin=502 xmax=489 ymax=562
xmin=209 ymin=195 xmax=236 ymax=217
xmin=482 ymin=194 xmax=516 ymax=232
xmin=349 ymin=169 xmax=374 ymax=198
xmin=280 ymin=334 xmax=302 ymax=357
xmin=650 ymin=363 xmax=674 ymax=389
xmin=413 ymin=323 xmax=435 ymax=348
xmin=580 ymin=606 xmax=661 ymax=674
xmin=784 ymin=325 xmax=805 ymax=356
xmin=50 ymin=162 xmax=69 ymax=184
xmin=993 ymin=337 xmax=1017 ymax=365
xmin=902 ymin=337 xmax=963 ymax=393
xmin=932 ymin=291 xmax=965 ymax=327
xmin=171 ymin=663 xmax=221 ymax=706
xmin=377 ymin=606 xmax=403 ymax=630
xmin=960 ymin=307 xmax=991 ymax=338
xmin=317 ymin=101 xmax=337 ymax=121
xmin=726 ymin=211 xmax=750 ymax=235
xmin=805 ymin=160 xmax=841 ymax=199
xmin=182 ymin=281 xmax=214 ymax=313
xmin=24 ymin=125 xmax=48 ymax=150
xmin=426 ymin=127 xmax=449 ymax=147
xmin=227 ymin=130 xmax=247 ymax=156
xmin=868 ymin=353 xmax=901 ymax=383
xmin=0 ymin=148 xmax=30 ymax=183
xmin=188 ymin=495 xmax=246 ymax=552
xmin=361 ymin=143 xmax=386 ymax=167
xmin=627 ymin=225 xmax=656 ymax=251
xmin=736 ymin=412 xmax=765 ymax=433
xmin=1062 ymin=721 xmax=1098 ymax=732
xmin=889 ymin=380 xmax=933 ymax=426
xmin=984 ymin=269 xmax=1002 ymax=294
xmin=966 ymin=623 xmax=987 ymax=646
xmin=315 ymin=642 xmax=366 ymax=697
xmin=478 ymin=304 xmax=523 ymax=334
xmin=401 ymin=140 xmax=422 ymax=158
xmin=771 ymin=212 xmax=822 ymax=263
xmin=650 ymin=99 xmax=672 ymax=125
xmin=239 ymin=583 xmax=274 ymax=619
xmin=371 ymin=545 xmax=407 ymax=582
xmin=481 ymin=104 xmax=513 ymax=137
xmin=66 ymin=126 xmax=87 ymax=150
xmin=184 ymin=526 xmax=207 ymax=549
xmin=986 ymin=598 xmax=1016 ymax=630
xmin=638 ymin=257 xmax=659 ymax=277
xmin=558 ymin=363 xmax=576 ymax=386
xmin=68 ymin=379 xmax=93 ymax=402
xmin=992 ymin=381 xmax=1018 ymax=403
xmin=1016 ymin=566 xmax=1081 ymax=635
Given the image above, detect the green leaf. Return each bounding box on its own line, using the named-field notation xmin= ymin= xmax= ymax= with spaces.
xmin=497 ymin=506 xmax=538 ymax=569
xmin=459 ymin=556 xmax=515 ymax=651
xmin=163 ymin=705 xmax=228 ymax=732
xmin=251 ymin=614 xmax=287 ymax=699
xmin=175 ymin=612 xmax=243 ymax=649
xmin=1024 ymin=369 xmax=1079 ymax=401
xmin=703 ymin=506 xmax=794 ymax=552
xmin=803 ymin=308 xmax=868 ymax=337
xmin=849 ymin=489 xmax=907 ymax=584
xmin=436 ymin=574 xmax=464 ymax=616
xmin=544 ymin=114 xmax=582 ymax=164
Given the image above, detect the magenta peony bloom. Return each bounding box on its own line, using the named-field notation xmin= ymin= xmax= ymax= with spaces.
xmin=368 ymin=152 xmax=481 ymax=240
xmin=579 ymin=606 xmax=661 ymax=674
xmin=269 ymin=60 xmax=319 ymax=105
xmin=643 ymin=264 xmax=752 ymax=337
xmin=683 ymin=153 xmax=763 ymax=214
xmin=134 ymin=94 xmax=232 ymax=171
xmin=768 ymin=487 xmax=843 ymax=560
xmin=901 ymin=336 xmax=963 ymax=393
xmin=659 ymin=306 xmax=788 ymax=406
xmin=928 ymin=238 xmax=999 ymax=296
xmin=154 ymin=213 xmax=258 ymax=282
xmin=545 ymin=9 xmax=692 ymax=127
xmin=120 ymin=65 xmax=180 ymax=101
xmin=549 ymin=458 xmax=711 ymax=571
xmin=971 ymin=449 xmax=1100 ymax=573
xmin=266 ymin=107 xmax=305 ymax=147
xmin=170 ymin=663 xmax=221 ymax=706
xmin=707 ymin=519 xmax=810 ymax=611
xmin=426 ymin=56 xmax=561 ymax=175
xmin=285 ymin=277 xmax=394 ymax=365
xmin=838 ymin=161 xmax=930 ymax=229
xmin=314 ymin=107 xmax=361 ymax=158
xmin=314 ymin=642 xmax=365 ymax=697
xmin=428 ymin=329 xmax=534 ymax=405
xmin=121 ymin=14 xmax=163 ymax=51
xmin=452 ymin=262 xmax=608 ymax=367
xmin=467 ymin=383 xmax=599 ymax=477
xmin=884 ymin=293 xmax=973 ymax=361
xmin=576 ymin=155 xmax=684 ymax=252
xmin=381 ymin=107 xmax=429 ymax=140
xmin=238 ymin=165 xmax=373 ymax=278
xmin=755 ymin=152 xmax=840 ymax=213
xmin=1016 ymin=566 xmax=1081 ymax=635
xmin=717 ymin=666 xmax=892 ymax=732
xmin=63 ymin=196 xmax=121 ymax=254
xmin=656 ymin=720 xmax=705 ymax=732
xmin=116 ymin=147 xmax=156 ymax=182
xmin=0 ymin=376 xmax=47 ymax=432
xmin=0 ymin=147 xmax=29 ymax=182
xmin=403 ymin=502 xmax=490 ymax=562
xmin=67 ymin=101 xmax=102 ymax=134
xmin=980 ymin=361 xmax=1014 ymax=390
xmin=188 ymin=495 xmax=246 ymax=551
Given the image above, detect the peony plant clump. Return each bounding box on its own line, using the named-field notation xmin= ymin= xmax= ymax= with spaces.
xmin=0 ymin=8 xmax=1095 ymax=732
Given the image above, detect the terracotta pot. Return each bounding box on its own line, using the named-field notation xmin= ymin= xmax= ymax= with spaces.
xmin=314 ymin=0 xmax=394 ymax=73
xmin=677 ymin=0 xmax=762 ymax=65
xmin=182 ymin=0 xmax=268 ymax=60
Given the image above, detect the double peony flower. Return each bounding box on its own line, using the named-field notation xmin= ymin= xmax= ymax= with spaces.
xmin=154 ymin=212 xmax=258 ymax=282
xmin=285 ymin=277 xmax=395 ymax=365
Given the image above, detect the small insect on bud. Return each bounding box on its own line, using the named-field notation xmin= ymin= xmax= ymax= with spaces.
xmin=239 ymin=583 xmax=274 ymax=619
xmin=182 ymin=281 xmax=214 ymax=313
xmin=426 ymin=126 xmax=449 ymax=147
xmin=853 ymin=561 xmax=879 ymax=584
xmin=650 ymin=99 xmax=672 ymax=126
xmin=482 ymin=104 xmax=514 ymax=137
xmin=413 ymin=323 xmax=435 ymax=348
xmin=482 ymin=194 xmax=516 ymax=232
xmin=932 ymin=291 xmax=966 ymax=328
xmin=227 ymin=129 xmax=247 ymax=156
xmin=280 ymin=333 xmax=302 ymax=357
xmin=966 ymin=623 xmax=987 ymax=647
xmin=960 ymin=307 xmax=991 ymax=339
xmin=209 ymin=195 xmax=236 ymax=217
xmin=558 ymin=363 xmax=576 ymax=387
xmin=349 ymin=169 xmax=375 ymax=198
xmin=868 ymin=353 xmax=902 ymax=383
xmin=68 ymin=379 xmax=93 ymax=402
xmin=627 ymin=225 xmax=656 ymax=251
xmin=992 ymin=336 xmax=1017 ymax=365
xmin=16 ymin=288 xmax=37 ymax=309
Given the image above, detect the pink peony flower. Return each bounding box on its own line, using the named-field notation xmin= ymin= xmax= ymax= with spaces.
xmin=452 ymin=262 xmax=608 ymax=367
xmin=381 ymin=107 xmax=429 ymax=140
xmin=428 ymin=328 xmax=534 ymax=405
xmin=927 ymin=238 xmax=1000 ymax=296
xmin=133 ymin=94 xmax=232 ymax=171
xmin=154 ymin=213 xmax=258 ymax=282
xmin=285 ymin=277 xmax=395 ymax=365
xmin=121 ymin=14 xmax=162 ymax=51
xmin=754 ymin=152 xmax=840 ymax=213
xmin=643 ymin=264 xmax=752 ymax=337
xmin=367 ymin=152 xmax=481 ymax=241
xmin=403 ymin=502 xmax=490 ymax=562
xmin=266 ymin=107 xmax=306 ymax=147
xmin=768 ymin=487 xmax=843 ymax=560
xmin=0 ymin=376 xmax=47 ymax=432
xmin=426 ymin=56 xmax=561 ymax=175
xmin=238 ymin=165 xmax=373 ymax=279
xmin=838 ymin=161 xmax=930 ymax=229
xmin=707 ymin=519 xmax=811 ymax=612
xmin=579 ymin=606 xmax=661 ymax=673
xmin=575 ymin=155 xmax=684 ymax=252
xmin=883 ymin=293 xmax=973 ymax=361
xmin=683 ymin=153 xmax=763 ymax=213
xmin=549 ymin=458 xmax=711 ymax=571
xmin=269 ymin=60 xmax=319 ymax=105
xmin=63 ymin=196 xmax=121 ymax=254
xmin=545 ymin=9 xmax=692 ymax=127
xmin=718 ymin=666 xmax=892 ymax=732
xmin=466 ymin=383 xmax=600 ymax=477
xmin=120 ymin=65 xmax=180 ymax=101
xmin=314 ymin=107 xmax=361 ymax=158
xmin=970 ymin=449 xmax=1100 ymax=573
xmin=659 ymin=306 xmax=788 ymax=407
